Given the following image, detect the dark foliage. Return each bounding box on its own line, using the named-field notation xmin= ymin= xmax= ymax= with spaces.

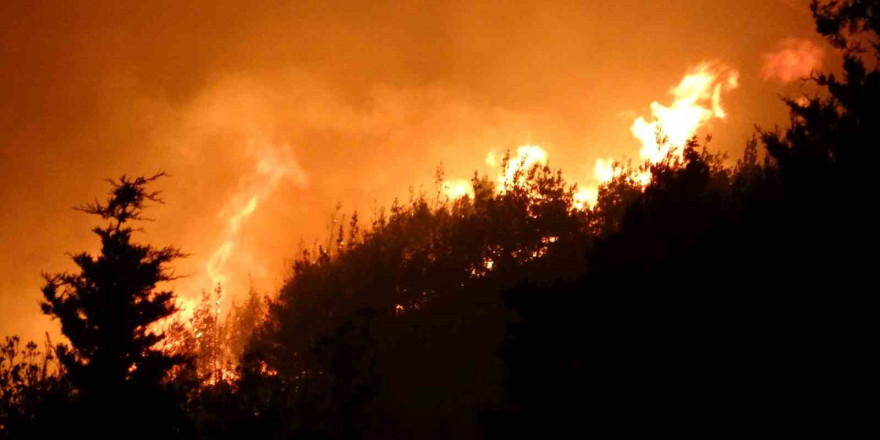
xmin=37 ymin=173 xmax=191 ymax=439
xmin=214 ymin=159 xmax=591 ymax=439
xmin=499 ymin=1 xmax=877 ymax=436
xmin=0 ymin=335 xmax=71 ymax=439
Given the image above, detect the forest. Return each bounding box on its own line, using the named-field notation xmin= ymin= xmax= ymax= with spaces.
xmin=1 ymin=1 xmax=876 ymax=438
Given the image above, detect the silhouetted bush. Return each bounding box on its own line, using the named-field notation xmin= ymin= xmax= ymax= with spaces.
xmin=0 ymin=335 xmax=72 ymax=439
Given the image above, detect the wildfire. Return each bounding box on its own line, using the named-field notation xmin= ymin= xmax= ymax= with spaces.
xmin=572 ymin=188 xmax=596 ymax=211
xmin=442 ymin=144 xmax=550 ymax=201
xmin=441 ymin=179 xmax=475 ymax=200
xmin=576 ymin=62 xmax=740 ymax=207
xmin=431 ymin=63 xmax=739 ymax=211
xmin=205 ymin=139 xmax=308 ymax=297
xmin=631 ymin=62 xmax=739 ymax=164
xmin=174 ymin=295 xmax=200 ymax=321
xmin=498 ymin=145 xmax=549 ymax=191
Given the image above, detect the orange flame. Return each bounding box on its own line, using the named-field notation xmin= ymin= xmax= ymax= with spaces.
xmin=443 ymin=144 xmax=550 ymax=201
xmin=631 ymin=62 xmax=738 ymax=164
xmin=577 ymin=62 xmax=739 ymax=208
xmin=205 ymin=139 xmax=308 ymax=297
xmin=497 ymin=144 xmax=548 ymax=192
xmin=440 ymin=63 xmax=739 ymax=211
xmin=441 ymin=179 xmax=475 ymax=200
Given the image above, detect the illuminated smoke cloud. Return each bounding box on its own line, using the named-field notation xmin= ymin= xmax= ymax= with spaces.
xmin=761 ymin=38 xmax=823 ymax=82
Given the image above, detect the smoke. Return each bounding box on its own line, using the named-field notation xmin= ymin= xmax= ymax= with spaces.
xmin=160 ymin=71 xmax=540 ymax=306
xmin=762 ymin=38 xmax=823 ymax=82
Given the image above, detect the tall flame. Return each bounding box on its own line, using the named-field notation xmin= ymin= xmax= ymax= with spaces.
xmin=442 ymin=144 xmax=549 ymax=200
xmin=578 ymin=62 xmax=739 ymax=207
xmin=205 ymin=139 xmax=308 ymax=296
xmin=441 ymin=179 xmax=475 ymax=200
xmin=498 ymin=145 xmax=549 ymax=191
xmin=441 ymin=63 xmax=739 ymax=210
xmin=631 ymin=62 xmax=739 ymax=164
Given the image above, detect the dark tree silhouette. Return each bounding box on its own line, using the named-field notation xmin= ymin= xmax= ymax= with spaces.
xmin=497 ymin=1 xmax=877 ymax=437
xmin=0 ymin=334 xmax=71 ymax=439
xmin=39 ymin=173 xmax=190 ymax=438
xmin=206 ymin=157 xmax=592 ymax=439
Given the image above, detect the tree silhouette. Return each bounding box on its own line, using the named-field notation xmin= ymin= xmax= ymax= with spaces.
xmin=224 ymin=157 xmax=591 ymax=439
xmin=496 ymin=2 xmax=878 ymax=436
xmin=0 ymin=334 xmax=71 ymax=439
xmin=39 ymin=173 xmax=190 ymax=438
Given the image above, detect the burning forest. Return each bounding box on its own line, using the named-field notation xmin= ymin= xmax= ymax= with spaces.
xmin=1 ymin=1 xmax=876 ymax=438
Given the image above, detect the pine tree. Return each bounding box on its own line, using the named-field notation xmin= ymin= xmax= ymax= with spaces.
xmin=40 ymin=173 xmax=189 ymax=436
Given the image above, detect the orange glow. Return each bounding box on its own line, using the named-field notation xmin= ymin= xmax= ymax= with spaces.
xmin=762 ymin=38 xmax=823 ymax=82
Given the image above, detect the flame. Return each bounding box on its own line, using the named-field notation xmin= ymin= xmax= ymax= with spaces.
xmin=205 ymin=139 xmax=308 ymax=295
xmin=157 ymin=140 xmax=307 ymax=383
xmin=441 ymin=144 xmax=550 ymax=201
xmin=577 ymin=62 xmax=739 ymax=208
xmin=441 ymin=178 xmax=475 ymax=200
xmin=485 ymin=150 xmax=499 ymax=168
xmin=174 ymin=295 xmax=200 ymax=321
xmin=497 ymin=144 xmax=548 ymax=191
xmin=440 ymin=63 xmax=739 ymax=211
xmin=592 ymin=157 xmax=618 ymax=183
xmin=573 ymin=158 xmax=619 ymax=209
xmin=572 ymin=188 xmax=597 ymax=211
xmin=631 ymin=62 xmax=738 ymax=164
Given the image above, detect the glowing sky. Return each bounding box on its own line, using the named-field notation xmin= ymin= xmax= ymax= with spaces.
xmin=1 ymin=0 xmax=827 ymax=340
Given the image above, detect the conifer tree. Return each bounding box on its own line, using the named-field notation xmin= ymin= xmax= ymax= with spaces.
xmin=40 ymin=173 xmax=189 ymax=436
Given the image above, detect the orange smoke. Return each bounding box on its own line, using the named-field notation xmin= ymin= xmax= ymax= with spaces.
xmin=762 ymin=38 xmax=823 ymax=82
